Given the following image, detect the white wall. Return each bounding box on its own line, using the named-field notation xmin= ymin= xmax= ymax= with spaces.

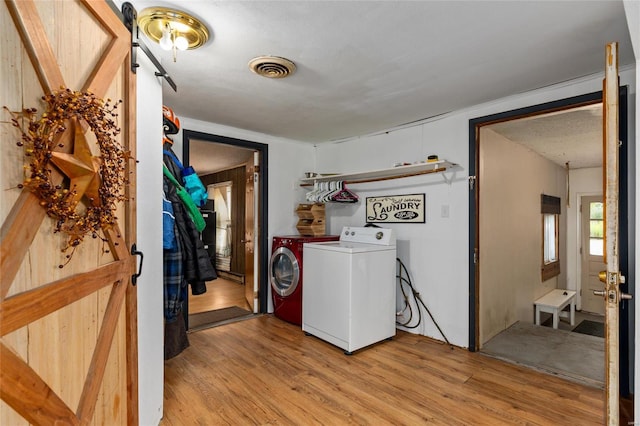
xmin=566 ymin=167 xmax=602 ymax=310
xmin=177 ymin=117 xmax=315 ymax=236
xmin=313 ymin=67 xmax=636 ymax=349
xmin=135 ymin=54 xmax=164 ymax=425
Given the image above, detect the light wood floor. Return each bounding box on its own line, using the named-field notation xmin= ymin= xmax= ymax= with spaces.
xmin=188 ymin=277 xmax=250 ymax=314
xmin=162 ymin=315 xmax=604 ymax=425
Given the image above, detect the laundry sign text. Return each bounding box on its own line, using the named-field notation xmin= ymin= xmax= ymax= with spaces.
xmin=366 ymin=194 xmax=425 ymax=223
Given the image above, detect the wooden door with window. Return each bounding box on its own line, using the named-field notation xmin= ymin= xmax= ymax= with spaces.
xmin=581 ymin=195 xmax=606 ymax=315
xmin=0 ymin=1 xmax=137 ymax=424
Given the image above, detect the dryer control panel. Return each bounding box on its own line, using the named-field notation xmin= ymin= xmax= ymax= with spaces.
xmin=340 ymin=226 xmax=396 ymax=246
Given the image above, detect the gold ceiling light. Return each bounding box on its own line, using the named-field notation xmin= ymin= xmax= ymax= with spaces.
xmin=248 ymin=56 xmax=296 ymax=78
xmin=138 ymin=7 xmax=209 ymax=62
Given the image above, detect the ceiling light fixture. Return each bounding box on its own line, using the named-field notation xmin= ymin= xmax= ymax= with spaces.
xmin=138 ymin=7 xmax=209 ymax=62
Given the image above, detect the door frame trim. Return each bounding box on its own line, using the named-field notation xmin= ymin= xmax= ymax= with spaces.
xmin=182 ymin=130 xmax=269 ymax=313
xmin=467 ymin=88 xmax=631 ymax=395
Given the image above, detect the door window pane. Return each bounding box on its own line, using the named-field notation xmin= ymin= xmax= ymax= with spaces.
xmin=589 ymin=201 xmax=604 ymax=256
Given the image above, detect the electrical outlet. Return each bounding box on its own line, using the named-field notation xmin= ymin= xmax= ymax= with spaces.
xmin=441 ymin=204 xmax=450 ymax=218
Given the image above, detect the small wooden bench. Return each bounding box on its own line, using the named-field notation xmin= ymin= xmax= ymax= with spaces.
xmin=534 ymin=289 xmax=576 ymax=329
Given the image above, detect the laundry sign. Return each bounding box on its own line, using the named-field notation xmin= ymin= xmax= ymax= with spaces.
xmin=366 ymin=194 xmax=425 ymax=223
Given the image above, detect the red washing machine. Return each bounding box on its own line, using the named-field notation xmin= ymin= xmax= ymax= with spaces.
xmin=270 ymin=235 xmax=339 ymax=325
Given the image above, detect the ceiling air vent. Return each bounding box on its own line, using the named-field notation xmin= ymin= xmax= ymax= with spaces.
xmin=248 ymin=56 xmax=296 ymax=79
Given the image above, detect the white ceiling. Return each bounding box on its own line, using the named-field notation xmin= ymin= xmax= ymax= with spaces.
xmin=488 ymin=103 xmax=603 ymax=169
xmin=125 ymin=1 xmax=632 ymax=173
xmin=189 ymin=139 xmax=254 ymax=175
xmin=127 ymin=0 xmax=633 ymax=145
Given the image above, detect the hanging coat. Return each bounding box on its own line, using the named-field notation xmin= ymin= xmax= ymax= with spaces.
xmin=163 ymin=143 xmax=217 ymax=295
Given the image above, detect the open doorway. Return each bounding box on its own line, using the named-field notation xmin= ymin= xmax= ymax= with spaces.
xmin=468 ymin=88 xmax=631 ymax=393
xmin=182 ymin=130 xmax=269 ymax=330
xmin=476 ymin=103 xmax=605 ymax=387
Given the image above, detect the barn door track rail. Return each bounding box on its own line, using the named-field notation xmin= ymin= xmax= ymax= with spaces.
xmin=111 ymin=1 xmax=177 ymax=92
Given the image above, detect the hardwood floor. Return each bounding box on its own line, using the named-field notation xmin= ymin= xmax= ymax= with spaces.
xmin=188 ymin=277 xmax=251 ymax=314
xmin=162 ymin=315 xmax=604 ymax=425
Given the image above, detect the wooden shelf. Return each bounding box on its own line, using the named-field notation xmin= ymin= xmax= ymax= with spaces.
xmin=300 ymin=160 xmax=457 ymax=185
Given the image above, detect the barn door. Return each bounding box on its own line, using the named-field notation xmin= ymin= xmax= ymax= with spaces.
xmin=0 ymin=1 xmax=137 ymax=424
xmin=600 ymin=41 xmax=629 ymax=425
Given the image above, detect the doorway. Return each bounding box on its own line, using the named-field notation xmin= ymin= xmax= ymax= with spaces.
xmin=182 ymin=130 xmax=269 ymax=329
xmin=468 ymin=88 xmax=631 ymax=394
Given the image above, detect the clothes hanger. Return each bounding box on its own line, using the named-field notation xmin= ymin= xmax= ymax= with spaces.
xmin=306 ymin=181 xmax=322 ymax=202
xmin=331 ymin=181 xmax=359 ymax=203
xmin=322 ymin=181 xmax=338 ymax=203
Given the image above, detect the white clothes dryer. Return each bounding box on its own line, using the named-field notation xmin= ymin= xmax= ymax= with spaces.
xmin=302 ymin=226 xmax=396 ymax=354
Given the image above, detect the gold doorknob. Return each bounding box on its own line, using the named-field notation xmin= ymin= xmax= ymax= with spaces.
xmin=593 ymin=290 xmax=606 ymax=297
xmin=598 ymin=271 xmax=607 ymax=283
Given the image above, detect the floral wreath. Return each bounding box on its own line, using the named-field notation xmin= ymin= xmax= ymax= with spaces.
xmin=6 ymin=88 xmax=128 ymax=266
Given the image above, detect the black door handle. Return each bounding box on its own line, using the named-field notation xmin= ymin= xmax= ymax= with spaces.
xmin=131 ymin=243 xmax=144 ymax=286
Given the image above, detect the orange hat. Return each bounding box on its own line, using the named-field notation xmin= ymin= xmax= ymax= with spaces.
xmin=163 ymin=105 xmax=180 ymax=135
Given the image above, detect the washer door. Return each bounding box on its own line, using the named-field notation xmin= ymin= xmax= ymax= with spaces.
xmin=269 ymin=247 xmax=300 ymax=297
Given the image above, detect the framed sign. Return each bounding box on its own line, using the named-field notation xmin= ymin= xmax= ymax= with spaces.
xmin=366 ymin=194 xmax=425 ymax=223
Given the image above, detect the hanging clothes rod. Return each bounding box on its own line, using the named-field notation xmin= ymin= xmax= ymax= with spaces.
xmin=341 ymin=167 xmax=447 ymax=185
xmin=114 ymin=1 xmax=178 ymax=92
xmin=300 ymin=162 xmax=454 ymax=187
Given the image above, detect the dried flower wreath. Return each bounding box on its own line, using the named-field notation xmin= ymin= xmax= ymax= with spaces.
xmin=5 ymin=88 xmax=128 ymax=266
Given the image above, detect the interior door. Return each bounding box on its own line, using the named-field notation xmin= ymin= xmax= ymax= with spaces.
xmin=600 ymin=41 xmax=628 ymax=425
xmin=0 ymin=1 xmax=137 ymax=424
xmin=244 ymin=153 xmax=259 ymax=312
xmin=581 ymin=195 xmax=606 ymax=315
